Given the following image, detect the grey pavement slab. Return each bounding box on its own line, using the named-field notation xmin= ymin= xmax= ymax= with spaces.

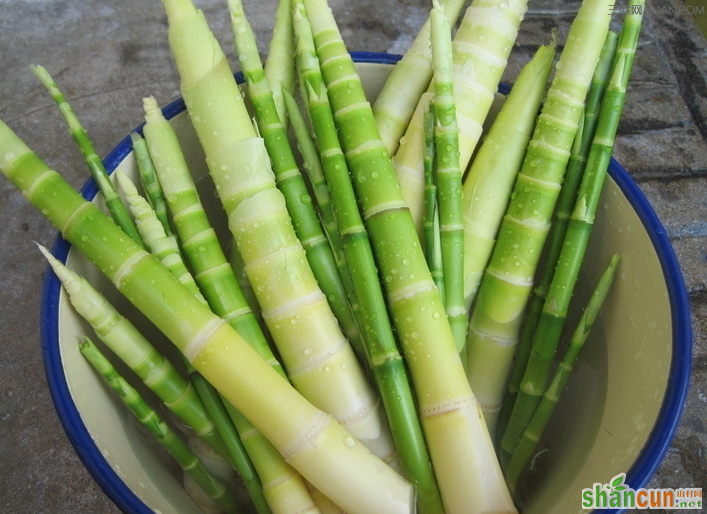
xmin=0 ymin=0 xmax=704 ymax=513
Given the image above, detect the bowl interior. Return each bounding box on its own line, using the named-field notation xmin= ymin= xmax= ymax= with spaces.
xmin=45 ymin=59 xmax=687 ymax=514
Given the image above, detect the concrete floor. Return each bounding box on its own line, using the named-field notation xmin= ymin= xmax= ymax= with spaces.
xmin=0 ymin=0 xmax=704 ymax=513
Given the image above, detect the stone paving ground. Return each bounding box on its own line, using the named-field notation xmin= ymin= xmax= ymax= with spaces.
xmin=0 ymin=0 xmax=704 ymax=513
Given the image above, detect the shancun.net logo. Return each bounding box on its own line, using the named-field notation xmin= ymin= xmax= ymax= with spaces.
xmin=581 ymin=473 xmax=702 ymax=509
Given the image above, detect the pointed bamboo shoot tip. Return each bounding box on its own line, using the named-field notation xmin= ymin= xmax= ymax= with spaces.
xmin=143 ymin=96 xmax=165 ymax=125
xmin=115 ymin=170 xmax=137 ymax=197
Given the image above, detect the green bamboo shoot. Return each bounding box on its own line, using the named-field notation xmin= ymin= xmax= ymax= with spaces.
xmin=78 ymin=337 xmax=242 ymax=514
xmin=422 ymin=95 xmax=437 ymax=265
xmin=372 ymin=0 xmax=468 ymax=156
xmin=130 ymin=131 xmax=174 ymax=238
xmin=162 ymin=0 xmax=395 ymax=466
xmin=301 ymin=0 xmax=516 ymax=511
xmin=292 ymin=1 xmax=443 ymax=510
xmin=31 ymin=64 xmax=143 ymax=247
xmin=265 ymin=0 xmax=296 ymax=130
xmin=116 ymin=170 xmax=206 ymax=304
xmin=461 ymin=37 xmax=556 ymax=313
xmin=0 ymin=118 xmax=413 ymax=514
xmin=431 ymin=1 xmax=466 ymax=352
xmin=421 ymin=95 xmax=445 ymax=301
xmin=283 ymin=88 xmax=367 ymax=363
xmin=504 ymin=254 xmax=621 ymax=493
xmin=464 ymin=0 xmax=614 ymax=433
xmin=500 ymin=2 xmax=643 ymax=462
xmin=392 ymin=0 xmax=528 ymax=236
xmin=497 ymin=30 xmax=618 ymax=443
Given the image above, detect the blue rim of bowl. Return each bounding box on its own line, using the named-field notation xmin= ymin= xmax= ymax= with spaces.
xmin=40 ymin=52 xmax=692 ymax=514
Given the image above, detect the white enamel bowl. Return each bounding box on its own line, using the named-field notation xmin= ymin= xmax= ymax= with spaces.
xmin=41 ymin=54 xmax=692 ymax=514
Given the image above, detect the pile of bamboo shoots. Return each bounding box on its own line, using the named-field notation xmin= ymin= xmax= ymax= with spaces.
xmin=0 ymin=0 xmax=644 ymax=512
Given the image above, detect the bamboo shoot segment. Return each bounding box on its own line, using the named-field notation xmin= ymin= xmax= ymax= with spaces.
xmin=0 ymin=119 xmax=413 ymax=514
xmin=224 ymin=404 xmax=320 ymax=514
xmin=116 ymin=171 xmax=206 ymax=304
xmin=393 ymin=0 xmax=528 ymax=235
xmin=502 ymin=0 xmax=644 ymax=464
xmin=461 ymin=38 xmax=556 ymax=311
xmin=465 ymin=0 xmax=614 ymax=432
xmin=229 ymin=185 xmax=390 ymax=451
xmin=292 ymin=1 xmax=443 ymax=509
xmin=142 ymin=96 xmax=281 ymax=374
xmin=301 ymin=0 xmax=516 ymax=512
xmin=372 ymin=0 xmax=468 ymax=156
xmin=78 ymin=338 xmax=242 ymax=514
xmin=430 ymin=0 xmax=466 ymax=352
xmin=162 ymin=0 xmax=394 ymax=463
xmin=38 ymin=245 xmax=220 ymax=444
xmin=264 ymin=0 xmax=296 ymax=130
